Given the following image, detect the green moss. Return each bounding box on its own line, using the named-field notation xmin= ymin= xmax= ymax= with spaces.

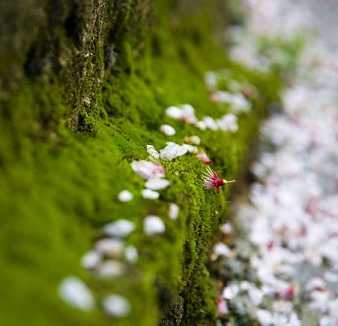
xmin=0 ymin=1 xmax=284 ymax=325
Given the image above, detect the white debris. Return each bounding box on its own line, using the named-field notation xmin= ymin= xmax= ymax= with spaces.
xmin=144 ymin=215 xmax=166 ymax=235
xmin=102 ymin=295 xmax=131 ymax=318
xmin=142 ymin=189 xmax=160 ymax=199
xmin=160 ymin=124 xmax=176 ymax=136
xmin=103 ymin=220 xmax=135 ymax=238
xmin=117 ymin=190 xmax=134 ymax=202
xmin=59 ymin=277 xmax=94 ymax=311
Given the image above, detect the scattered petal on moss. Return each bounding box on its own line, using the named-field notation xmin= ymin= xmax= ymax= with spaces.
xmin=131 ymin=160 xmax=165 ymax=179
xmin=184 ymin=135 xmax=201 ymax=145
xmin=146 ymin=145 xmax=160 ymax=159
xmin=144 ymin=215 xmax=165 ymax=235
xmin=95 ymin=239 xmax=124 ymax=257
xmin=59 ymin=277 xmax=94 ymax=311
xmin=97 ymin=260 xmax=124 ymax=278
xmin=142 ymin=189 xmax=160 ymax=200
xmin=159 ymin=142 xmax=188 ymax=160
xmin=118 ymin=190 xmax=134 ymax=202
xmin=160 ymin=124 xmax=176 ymax=136
xmin=103 ymin=220 xmax=135 ymax=238
xmin=102 ymin=295 xmax=131 ymax=318
xmin=168 ymin=203 xmax=179 ymax=220
xmin=81 ymin=250 xmax=102 ymax=270
xmin=124 ymin=245 xmax=138 ymax=263
xmin=196 ymin=151 xmax=213 ymax=165
xmin=145 ymin=178 xmax=170 ymax=190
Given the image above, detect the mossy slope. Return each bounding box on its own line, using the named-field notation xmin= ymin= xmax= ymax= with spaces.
xmin=0 ymin=1 xmax=282 ymax=325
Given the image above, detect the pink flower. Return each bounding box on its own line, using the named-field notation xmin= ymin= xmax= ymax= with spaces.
xmin=202 ymin=167 xmax=235 ymax=192
xmin=196 ymin=151 xmax=213 ymax=165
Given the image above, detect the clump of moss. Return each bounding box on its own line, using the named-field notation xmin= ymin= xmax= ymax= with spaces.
xmin=0 ymin=1 xmax=284 ymax=325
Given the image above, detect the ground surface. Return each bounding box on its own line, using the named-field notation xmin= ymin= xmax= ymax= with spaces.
xmin=212 ymin=1 xmax=338 ymax=325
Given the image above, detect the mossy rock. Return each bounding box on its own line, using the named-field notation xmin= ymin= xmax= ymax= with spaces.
xmin=0 ymin=1 xmax=282 ymax=325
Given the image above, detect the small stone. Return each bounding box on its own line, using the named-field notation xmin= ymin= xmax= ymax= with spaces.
xmin=102 ymin=294 xmax=131 ymax=318
xmin=142 ymin=189 xmax=160 ymax=200
xmin=103 ymin=220 xmax=135 ymax=238
xmin=145 ymin=178 xmax=170 ymax=190
xmin=59 ymin=276 xmax=94 ymax=311
xmin=81 ymin=250 xmax=102 ymax=270
xmin=168 ymin=203 xmax=179 ymax=220
xmin=160 ymin=124 xmax=176 ymax=136
xmin=144 ymin=215 xmax=165 ymax=235
xmin=118 ymin=190 xmax=133 ymax=202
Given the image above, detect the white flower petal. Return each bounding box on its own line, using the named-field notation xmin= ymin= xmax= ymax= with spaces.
xmin=159 ymin=142 xmax=188 ymax=160
xmin=131 ymin=160 xmax=165 ymax=179
xmin=102 ymin=295 xmax=131 ymax=318
xmin=118 ymin=190 xmax=133 ymax=202
xmin=144 ymin=215 xmax=166 ymax=235
xmin=142 ymin=189 xmax=160 ymax=199
xmin=81 ymin=250 xmax=102 ymax=270
xmin=103 ymin=220 xmax=135 ymax=238
xmin=146 ymin=145 xmax=160 ymax=159
xmin=168 ymin=203 xmax=179 ymax=220
xmin=59 ymin=277 xmax=94 ymax=311
xmin=145 ymin=178 xmax=170 ymax=190
xmin=184 ymin=135 xmax=201 ymax=145
xmin=124 ymin=245 xmax=138 ymax=263
xmin=97 ymin=260 xmax=124 ymax=278
xmin=160 ymin=124 xmax=176 ymax=136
